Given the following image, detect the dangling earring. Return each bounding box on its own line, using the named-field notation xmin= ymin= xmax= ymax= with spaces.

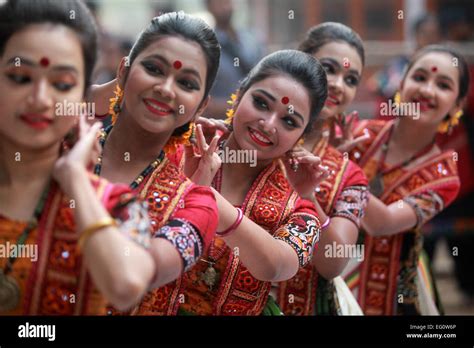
xmin=109 ymin=84 xmax=123 ymax=125
xmin=438 ymin=110 xmax=463 ymax=134
xmin=189 ymin=121 xmax=196 ymax=144
xmin=393 ymin=91 xmax=401 ymax=105
xmin=183 ymin=122 xmax=195 ymax=146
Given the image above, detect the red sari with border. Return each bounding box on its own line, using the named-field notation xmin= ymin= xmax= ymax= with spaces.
xmin=277 ymin=137 xmax=368 ymax=315
xmin=346 ymin=119 xmax=460 ymax=315
xmin=0 ymin=175 xmax=136 ymax=315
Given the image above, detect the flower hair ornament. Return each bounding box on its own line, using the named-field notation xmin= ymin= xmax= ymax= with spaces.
xmin=109 ymin=84 xmax=124 ymax=125
xmin=224 ymin=92 xmax=238 ymax=131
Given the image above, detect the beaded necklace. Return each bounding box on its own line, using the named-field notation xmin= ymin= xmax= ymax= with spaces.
xmin=0 ymin=180 xmax=52 ymax=312
xmin=94 ymin=125 xmax=165 ymax=190
xmin=369 ymin=123 xmax=435 ymax=197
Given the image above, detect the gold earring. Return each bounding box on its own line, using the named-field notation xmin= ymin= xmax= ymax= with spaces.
xmin=437 ymin=110 xmax=463 ymax=134
xmin=453 ymin=110 xmax=464 ymax=122
xmin=393 ymin=92 xmax=401 ymax=105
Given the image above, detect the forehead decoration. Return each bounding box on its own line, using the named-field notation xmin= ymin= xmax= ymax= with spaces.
xmin=39 ymin=57 xmax=50 ymax=68
xmin=173 ymin=60 xmax=182 ymax=70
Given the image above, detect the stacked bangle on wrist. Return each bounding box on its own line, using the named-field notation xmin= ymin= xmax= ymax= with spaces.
xmin=216 ymin=208 xmax=244 ymax=237
xmin=78 ymin=217 xmax=117 ymax=252
xmin=321 ymin=216 xmax=331 ymax=230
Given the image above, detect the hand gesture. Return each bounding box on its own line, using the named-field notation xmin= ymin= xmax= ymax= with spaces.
xmin=282 ymin=145 xmax=330 ymax=200
xmin=184 ymin=124 xmax=222 ymax=186
xmin=329 ymin=111 xmax=369 ymax=153
xmin=195 ymin=116 xmax=230 ymax=144
xmin=53 ymin=116 xmax=102 ymax=195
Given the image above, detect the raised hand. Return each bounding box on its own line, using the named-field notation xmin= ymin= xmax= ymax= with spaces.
xmin=53 ymin=116 xmax=102 ymax=195
xmin=184 ymin=124 xmax=222 ymax=186
xmin=329 ymin=111 xmax=369 ymax=153
xmin=195 ymin=116 xmax=230 ymax=144
xmin=282 ymin=145 xmax=330 ymax=200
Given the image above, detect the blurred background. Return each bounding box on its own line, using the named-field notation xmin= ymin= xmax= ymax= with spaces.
xmin=85 ymin=0 xmax=474 ymax=315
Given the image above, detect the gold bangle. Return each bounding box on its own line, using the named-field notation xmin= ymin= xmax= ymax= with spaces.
xmin=78 ymin=217 xmax=117 ymax=252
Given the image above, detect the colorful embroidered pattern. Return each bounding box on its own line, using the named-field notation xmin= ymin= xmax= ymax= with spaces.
xmin=403 ymin=190 xmax=444 ymax=230
xmin=273 ymin=213 xmax=321 ymax=267
xmin=0 ymin=176 xmax=147 ymax=315
xmin=278 ymin=139 xmax=368 ymax=316
xmin=349 ymin=120 xmax=460 ymax=315
xmin=128 ymin=158 xmax=195 ymax=316
xmin=333 ymin=185 xmax=369 ymax=228
xmin=154 ymin=218 xmax=203 ymax=272
xmin=179 ymin=162 xmax=319 ymax=315
xmin=115 ymin=200 xmax=152 ymax=249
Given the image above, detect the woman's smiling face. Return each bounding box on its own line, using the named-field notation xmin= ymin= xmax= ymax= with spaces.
xmin=232 ymin=74 xmax=311 ymax=161
xmin=400 ymin=51 xmax=461 ymax=127
xmin=119 ymin=36 xmax=208 ymax=135
xmin=0 ymin=24 xmax=85 ymax=151
xmin=311 ymin=41 xmax=362 ymax=119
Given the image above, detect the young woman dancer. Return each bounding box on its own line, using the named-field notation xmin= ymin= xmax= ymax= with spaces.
xmin=170 ymin=49 xmax=328 ymax=315
xmin=0 ymin=0 xmax=161 ymax=314
xmin=89 ymin=12 xmax=226 ymax=314
xmin=345 ymin=45 xmax=469 ymax=315
xmin=275 ymin=22 xmax=370 ymax=316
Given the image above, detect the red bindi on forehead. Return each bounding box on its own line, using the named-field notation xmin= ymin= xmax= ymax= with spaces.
xmin=173 ymin=60 xmax=182 ymax=70
xmin=39 ymin=57 xmax=50 ymax=67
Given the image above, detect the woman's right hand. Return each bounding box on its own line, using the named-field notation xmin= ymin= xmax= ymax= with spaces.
xmin=329 ymin=111 xmax=369 ymax=153
xmin=195 ymin=116 xmax=230 ymax=143
xmin=184 ymin=124 xmax=222 ymax=186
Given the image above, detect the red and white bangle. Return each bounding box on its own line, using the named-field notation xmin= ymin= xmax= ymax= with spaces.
xmin=321 ymin=216 xmax=331 ymax=230
xmin=217 ymin=208 xmax=244 ymax=237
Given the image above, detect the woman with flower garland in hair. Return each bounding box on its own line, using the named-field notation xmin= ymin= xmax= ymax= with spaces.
xmin=344 ymin=45 xmax=469 ymax=315
xmin=89 ymin=12 xmax=223 ymax=315
xmin=273 ymin=22 xmax=370 ymax=316
xmin=169 ymin=49 xmax=328 ymax=315
xmin=0 ymin=0 xmax=162 ymax=314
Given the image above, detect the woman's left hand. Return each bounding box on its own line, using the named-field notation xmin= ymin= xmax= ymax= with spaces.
xmin=53 ymin=116 xmax=102 ymax=195
xmin=282 ymin=145 xmax=330 ymax=200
